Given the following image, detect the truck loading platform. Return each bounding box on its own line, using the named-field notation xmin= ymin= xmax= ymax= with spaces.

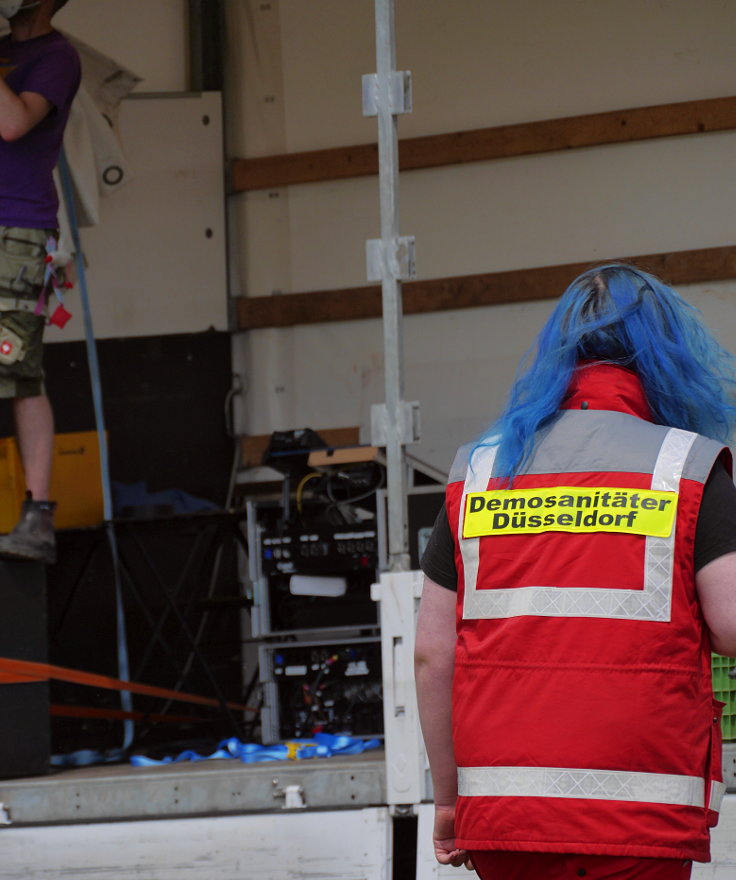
xmin=0 ymin=749 xmax=387 ymax=826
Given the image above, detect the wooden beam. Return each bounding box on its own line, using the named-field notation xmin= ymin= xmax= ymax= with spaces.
xmin=237 ymin=245 xmax=736 ymax=330
xmin=232 ymin=96 xmax=736 ymax=192
xmin=238 ymin=284 xmax=381 ymax=330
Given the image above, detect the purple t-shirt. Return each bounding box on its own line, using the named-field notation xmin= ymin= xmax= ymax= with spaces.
xmin=0 ymin=30 xmax=81 ymax=229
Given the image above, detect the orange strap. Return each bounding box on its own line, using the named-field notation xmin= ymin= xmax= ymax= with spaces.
xmin=0 ymin=657 xmax=254 ymax=713
xmin=50 ymin=704 xmax=212 ymax=725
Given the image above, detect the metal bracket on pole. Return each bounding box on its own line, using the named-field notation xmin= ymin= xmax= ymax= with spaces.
xmin=366 ymin=236 xmax=416 ymax=282
xmin=370 ymin=401 xmax=421 ymax=447
xmin=362 ymin=71 xmax=413 ymax=117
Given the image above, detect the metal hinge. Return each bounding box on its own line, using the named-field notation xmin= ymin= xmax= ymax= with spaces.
xmin=272 ymin=780 xmax=307 ymax=810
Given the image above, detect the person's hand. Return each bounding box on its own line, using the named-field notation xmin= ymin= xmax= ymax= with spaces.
xmin=432 ymin=803 xmax=473 ymax=869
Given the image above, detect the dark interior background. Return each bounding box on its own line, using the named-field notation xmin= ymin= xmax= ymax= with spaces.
xmin=5 ymin=330 xmax=245 ymax=760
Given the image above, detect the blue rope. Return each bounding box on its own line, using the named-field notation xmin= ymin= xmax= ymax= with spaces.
xmin=57 ymin=150 xmax=134 ymax=751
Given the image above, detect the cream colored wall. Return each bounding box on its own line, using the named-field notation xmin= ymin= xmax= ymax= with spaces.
xmin=231 ymin=0 xmax=736 ymax=155
xmin=55 ymin=0 xmax=189 ymax=93
xmin=229 ymin=0 xmax=736 ymax=470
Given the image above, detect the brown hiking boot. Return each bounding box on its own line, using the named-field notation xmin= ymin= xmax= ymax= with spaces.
xmin=0 ymin=492 xmax=57 ymax=565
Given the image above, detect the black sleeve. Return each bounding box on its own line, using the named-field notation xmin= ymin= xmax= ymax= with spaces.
xmin=695 ymin=460 xmax=736 ymax=572
xmin=419 ymin=503 xmax=458 ymax=591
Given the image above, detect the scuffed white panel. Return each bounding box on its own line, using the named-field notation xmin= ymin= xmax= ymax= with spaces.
xmin=0 ymin=808 xmax=392 ymax=880
xmin=50 ymin=93 xmax=228 ymax=343
xmin=375 ymin=571 xmax=427 ymax=806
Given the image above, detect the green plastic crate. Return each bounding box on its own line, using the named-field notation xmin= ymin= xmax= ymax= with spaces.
xmin=712 ymin=654 xmax=736 ymax=742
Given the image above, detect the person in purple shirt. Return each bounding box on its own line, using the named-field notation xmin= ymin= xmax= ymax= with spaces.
xmin=0 ymin=0 xmax=79 ymax=564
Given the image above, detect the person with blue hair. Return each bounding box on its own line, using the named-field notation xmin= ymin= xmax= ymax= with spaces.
xmin=415 ymin=263 xmax=736 ymax=880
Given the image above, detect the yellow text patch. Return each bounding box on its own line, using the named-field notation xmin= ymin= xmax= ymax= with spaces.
xmin=463 ymin=486 xmax=678 ymax=539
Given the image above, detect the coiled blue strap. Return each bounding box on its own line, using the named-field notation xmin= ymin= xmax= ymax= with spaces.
xmin=130 ymin=733 xmax=382 ymax=767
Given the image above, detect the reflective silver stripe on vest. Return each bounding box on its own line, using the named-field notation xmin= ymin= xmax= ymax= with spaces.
xmin=710 ymin=780 xmax=727 ymax=813
xmin=458 ymin=765 xmax=705 ymax=808
xmin=461 ymin=428 xmax=697 ymax=621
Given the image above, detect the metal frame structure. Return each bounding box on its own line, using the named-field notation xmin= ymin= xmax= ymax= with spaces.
xmin=257 ymin=635 xmax=383 ymax=744
xmin=364 ymin=0 xmax=417 ymax=573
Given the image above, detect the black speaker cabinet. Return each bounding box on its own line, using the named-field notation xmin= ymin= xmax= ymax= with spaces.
xmin=0 ymin=560 xmax=49 ymax=779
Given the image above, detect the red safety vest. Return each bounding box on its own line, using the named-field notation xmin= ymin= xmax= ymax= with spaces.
xmin=446 ymin=365 xmax=729 ymax=862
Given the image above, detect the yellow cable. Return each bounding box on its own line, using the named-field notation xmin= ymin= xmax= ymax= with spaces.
xmin=296 ymin=471 xmax=322 ymax=514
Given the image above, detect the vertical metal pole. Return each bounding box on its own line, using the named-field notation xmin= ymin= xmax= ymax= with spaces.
xmin=374 ymin=0 xmax=410 ymax=572
xmin=188 ymin=0 xmax=226 ymax=93
xmin=188 ymin=0 xmax=204 ymax=92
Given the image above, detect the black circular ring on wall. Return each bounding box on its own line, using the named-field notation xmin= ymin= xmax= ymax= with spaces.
xmin=103 ymin=166 xmax=125 ymax=187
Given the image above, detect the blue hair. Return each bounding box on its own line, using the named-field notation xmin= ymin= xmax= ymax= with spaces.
xmin=477 ymin=263 xmax=736 ymax=484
